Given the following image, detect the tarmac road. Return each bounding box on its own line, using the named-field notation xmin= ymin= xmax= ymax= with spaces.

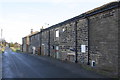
xmin=2 ymin=47 xmax=106 ymax=78
xmin=0 ymin=53 xmax=2 ymax=79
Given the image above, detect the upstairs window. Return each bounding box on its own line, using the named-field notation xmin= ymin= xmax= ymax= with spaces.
xmin=56 ymin=30 xmax=59 ymax=37
xmin=62 ymin=28 xmax=65 ymax=32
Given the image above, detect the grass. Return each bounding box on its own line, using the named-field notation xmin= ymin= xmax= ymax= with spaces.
xmin=0 ymin=47 xmax=5 ymax=53
xmin=16 ymin=50 xmax=23 ymax=53
xmin=10 ymin=47 xmax=20 ymax=52
xmin=80 ymin=64 xmax=118 ymax=78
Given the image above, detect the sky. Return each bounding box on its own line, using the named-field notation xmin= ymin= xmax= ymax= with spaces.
xmin=0 ymin=0 xmax=117 ymax=44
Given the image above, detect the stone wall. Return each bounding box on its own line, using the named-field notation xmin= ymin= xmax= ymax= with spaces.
xmin=59 ymin=23 xmax=76 ymax=61
xmin=49 ymin=28 xmax=56 ymax=58
xmin=89 ymin=7 xmax=119 ymax=75
xmin=41 ymin=30 xmax=49 ymax=56
xmin=77 ymin=19 xmax=88 ymax=64
xmin=29 ymin=33 xmax=40 ymax=54
xmin=22 ymin=37 xmax=27 ymax=52
xmin=23 ymin=1 xmax=119 ymax=77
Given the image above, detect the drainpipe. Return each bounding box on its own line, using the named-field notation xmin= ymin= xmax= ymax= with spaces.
xmin=40 ymin=29 xmax=42 ymax=55
xmin=48 ymin=30 xmax=50 ymax=56
xmin=86 ymin=17 xmax=90 ymax=65
xmin=22 ymin=38 xmax=24 ymax=52
xmin=75 ymin=21 xmax=78 ymax=63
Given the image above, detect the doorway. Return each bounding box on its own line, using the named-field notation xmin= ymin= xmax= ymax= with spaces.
xmin=41 ymin=44 xmax=45 ymax=55
xmin=56 ymin=46 xmax=59 ymax=59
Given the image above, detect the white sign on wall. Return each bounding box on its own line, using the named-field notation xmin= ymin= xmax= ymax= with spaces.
xmin=81 ymin=45 xmax=86 ymax=53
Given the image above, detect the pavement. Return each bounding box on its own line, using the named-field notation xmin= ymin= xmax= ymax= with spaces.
xmin=0 ymin=53 xmax=2 ymax=79
xmin=2 ymin=47 xmax=107 ymax=78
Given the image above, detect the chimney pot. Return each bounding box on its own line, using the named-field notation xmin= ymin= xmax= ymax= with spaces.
xmin=31 ymin=29 xmax=33 ymax=34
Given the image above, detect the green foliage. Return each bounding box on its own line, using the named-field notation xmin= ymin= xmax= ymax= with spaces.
xmin=10 ymin=47 xmax=20 ymax=52
xmin=0 ymin=41 xmax=21 ymax=53
xmin=9 ymin=42 xmax=14 ymax=47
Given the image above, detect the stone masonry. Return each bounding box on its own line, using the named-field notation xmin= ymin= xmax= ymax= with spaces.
xmin=22 ymin=1 xmax=119 ymax=77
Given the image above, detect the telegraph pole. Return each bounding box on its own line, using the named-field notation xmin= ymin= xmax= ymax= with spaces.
xmin=0 ymin=29 xmax=3 ymax=46
xmin=1 ymin=29 xmax=2 ymax=40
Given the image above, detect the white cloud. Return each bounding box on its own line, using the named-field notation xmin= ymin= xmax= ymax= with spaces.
xmin=0 ymin=0 xmax=117 ymax=44
xmin=0 ymin=0 xmax=76 ymax=3
xmin=0 ymin=16 xmax=41 ymax=44
xmin=0 ymin=0 xmax=117 ymax=3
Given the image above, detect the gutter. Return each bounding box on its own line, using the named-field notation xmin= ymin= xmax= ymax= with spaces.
xmin=48 ymin=30 xmax=50 ymax=56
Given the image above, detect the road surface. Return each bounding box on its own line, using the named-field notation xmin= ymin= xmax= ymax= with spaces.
xmin=2 ymin=47 xmax=106 ymax=78
xmin=0 ymin=53 xmax=2 ymax=79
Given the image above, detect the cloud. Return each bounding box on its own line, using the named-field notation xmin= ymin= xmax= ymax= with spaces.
xmin=0 ymin=0 xmax=75 ymax=3
xmin=0 ymin=0 xmax=64 ymax=3
xmin=0 ymin=0 xmax=117 ymax=44
xmin=0 ymin=0 xmax=117 ymax=3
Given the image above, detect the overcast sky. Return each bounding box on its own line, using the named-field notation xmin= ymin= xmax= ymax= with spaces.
xmin=0 ymin=0 xmax=117 ymax=44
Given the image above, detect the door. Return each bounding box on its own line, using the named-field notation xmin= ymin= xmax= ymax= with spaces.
xmin=41 ymin=44 xmax=45 ymax=55
xmin=56 ymin=46 xmax=59 ymax=59
xmin=32 ymin=46 xmax=36 ymax=54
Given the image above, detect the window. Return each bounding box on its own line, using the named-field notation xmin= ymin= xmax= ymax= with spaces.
xmin=62 ymin=28 xmax=65 ymax=32
xmin=55 ymin=29 xmax=59 ymax=41
xmin=56 ymin=30 xmax=59 ymax=37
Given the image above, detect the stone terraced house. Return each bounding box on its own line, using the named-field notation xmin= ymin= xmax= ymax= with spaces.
xmin=22 ymin=29 xmax=39 ymax=53
xmin=22 ymin=1 xmax=120 ymax=77
xmin=29 ymin=32 xmax=40 ymax=54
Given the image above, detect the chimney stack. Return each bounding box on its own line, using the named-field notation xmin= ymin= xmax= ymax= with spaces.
xmin=31 ymin=29 xmax=33 ymax=34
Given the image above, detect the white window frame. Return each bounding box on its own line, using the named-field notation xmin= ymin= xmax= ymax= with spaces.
xmin=56 ymin=30 xmax=59 ymax=37
xmin=62 ymin=28 xmax=65 ymax=32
